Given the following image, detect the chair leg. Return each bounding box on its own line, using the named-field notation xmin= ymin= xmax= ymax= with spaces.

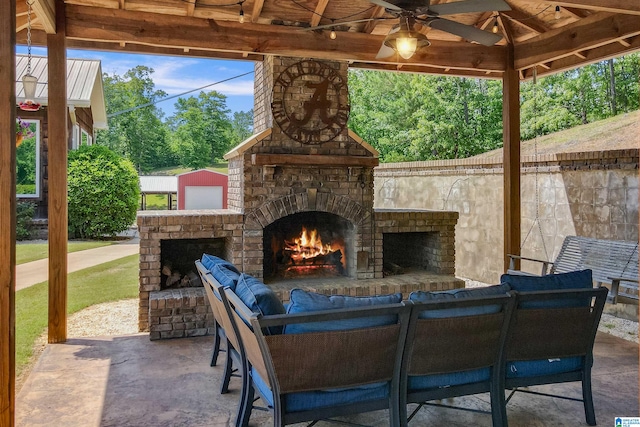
xmin=582 ymin=368 xmax=596 ymax=426
xmin=211 ymin=322 xmax=221 ymax=367
xmin=390 ymin=396 xmax=402 ymax=427
xmin=490 ymin=382 xmax=508 ymax=427
xmin=237 ymin=366 xmax=253 ymax=427
xmin=220 ymin=346 xmax=234 ymax=394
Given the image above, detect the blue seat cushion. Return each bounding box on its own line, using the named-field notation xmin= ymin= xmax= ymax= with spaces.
xmin=251 ymin=367 xmax=389 ymax=413
xmin=500 ymin=270 xmax=593 ymax=308
xmin=409 ymin=284 xmax=510 ymax=319
xmin=284 ymin=289 xmax=403 ymax=334
xmin=409 ymin=368 xmax=490 ymax=392
xmin=235 ymin=274 xmax=286 ymax=334
xmin=506 ymin=357 xmax=583 ymax=379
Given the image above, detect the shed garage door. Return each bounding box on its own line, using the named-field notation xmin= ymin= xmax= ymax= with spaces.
xmin=184 ymin=186 xmax=223 ymax=209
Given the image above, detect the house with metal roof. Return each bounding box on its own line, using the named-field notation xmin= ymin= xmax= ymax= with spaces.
xmin=15 ymin=54 xmax=107 ymax=217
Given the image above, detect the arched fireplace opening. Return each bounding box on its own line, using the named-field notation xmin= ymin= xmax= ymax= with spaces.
xmin=263 ymin=212 xmax=355 ymax=281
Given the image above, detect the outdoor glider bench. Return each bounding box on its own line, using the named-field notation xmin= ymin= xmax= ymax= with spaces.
xmin=508 ymin=235 xmax=639 ymax=305
xmin=195 ymin=255 xmax=607 ymax=427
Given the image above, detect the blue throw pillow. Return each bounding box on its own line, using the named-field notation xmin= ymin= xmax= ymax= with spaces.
xmin=201 ymin=254 xmax=240 ymax=274
xmin=500 ymin=269 xmax=593 ymax=292
xmin=501 ymin=269 xmax=593 ymax=308
xmin=285 ymin=289 xmax=403 ymax=334
xmin=235 ymin=274 xmax=286 ymax=334
xmin=409 ymin=284 xmax=511 ymax=319
xmin=212 ymin=263 xmax=241 ymax=291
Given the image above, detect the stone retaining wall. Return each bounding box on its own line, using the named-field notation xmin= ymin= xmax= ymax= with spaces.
xmin=375 ymin=149 xmax=639 ymax=284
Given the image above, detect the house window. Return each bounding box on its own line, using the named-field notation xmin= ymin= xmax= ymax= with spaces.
xmin=71 ymin=124 xmax=80 ymax=150
xmin=80 ymin=129 xmax=93 ymax=146
xmin=16 ymin=118 xmax=40 ymax=198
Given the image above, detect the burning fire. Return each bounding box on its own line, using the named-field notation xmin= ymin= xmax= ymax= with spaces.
xmin=285 ymin=227 xmax=335 ymax=262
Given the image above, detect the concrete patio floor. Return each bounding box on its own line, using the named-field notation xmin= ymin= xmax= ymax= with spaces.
xmin=17 ymin=332 xmax=638 ymax=427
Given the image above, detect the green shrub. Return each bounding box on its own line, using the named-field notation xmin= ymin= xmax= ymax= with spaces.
xmin=68 ymin=145 xmax=140 ymax=238
xmin=16 ymin=201 xmax=36 ymax=240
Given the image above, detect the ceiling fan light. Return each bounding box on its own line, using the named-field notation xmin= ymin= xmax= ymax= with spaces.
xmin=396 ymin=37 xmax=417 ymax=59
xmin=384 ymin=30 xmax=430 ymax=60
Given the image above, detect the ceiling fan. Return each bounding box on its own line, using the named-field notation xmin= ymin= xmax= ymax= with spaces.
xmin=307 ymin=0 xmax=511 ymax=59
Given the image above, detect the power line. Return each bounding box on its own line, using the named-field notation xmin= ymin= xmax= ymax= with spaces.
xmin=107 ymin=70 xmax=254 ymax=118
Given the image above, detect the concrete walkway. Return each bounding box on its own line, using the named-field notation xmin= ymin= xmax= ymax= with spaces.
xmin=16 ymin=238 xmax=139 ymax=291
xmin=15 ymin=332 xmax=639 ymax=426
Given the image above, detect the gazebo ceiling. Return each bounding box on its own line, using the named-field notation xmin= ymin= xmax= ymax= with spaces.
xmin=15 ymin=0 xmax=640 ymax=78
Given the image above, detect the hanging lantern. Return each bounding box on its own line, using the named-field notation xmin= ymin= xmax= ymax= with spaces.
xmin=19 ymin=0 xmax=41 ymax=112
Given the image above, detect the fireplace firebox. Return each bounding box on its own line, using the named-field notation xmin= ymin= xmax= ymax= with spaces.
xmin=263 ymin=212 xmax=355 ymax=280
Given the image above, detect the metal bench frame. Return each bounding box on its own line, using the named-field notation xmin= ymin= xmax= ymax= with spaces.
xmin=508 ymin=236 xmax=638 ymax=304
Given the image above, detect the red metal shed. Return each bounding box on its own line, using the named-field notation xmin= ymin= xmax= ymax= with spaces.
xmin=177 ymin=169 xmax=228 ymax=210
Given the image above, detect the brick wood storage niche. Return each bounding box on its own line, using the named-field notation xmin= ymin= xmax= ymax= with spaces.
xmin=138 ymin=57 xmax=462 ymax=339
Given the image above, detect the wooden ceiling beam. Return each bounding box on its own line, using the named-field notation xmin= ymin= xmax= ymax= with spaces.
xmin=528 ymin=0 xmax=640 ymax=16
xmin=17 ymin=28 xmax=265 ymax=60
xmin=251 ymin=0 xmax=264 ymax=23
xmin=61 ymin=4 xmax=507 ymax=73
xmin=497 ymin=15 xmax=513 ymax=44
xmin=476 ymin=11 xmax=493 ymax=31
xmin=185 ymin=0 xmax=196 ymax=17
xmin=521 ymin=34 xmax=640 ymax=78
xmin=562 ymin=7 xmax=591 ymax=19
xmin=363 ymin=6 xmax=386 ymax=34
xmin=310 ymin=0 xmax=329 ymax=27
xmin=501 ymin=9 xmax=550 ymax=34
xmin=351 ymin=61 xmax=504 ymax=79
xmin=32 ymin=0 xmax=55 ymax=33
xmin=515 ymin=12 xmax=640 ymax=70
xmin=16 ymin=14 xmax=29 ymax=32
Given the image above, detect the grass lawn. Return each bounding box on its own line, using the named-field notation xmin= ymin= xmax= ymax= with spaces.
xmin=15 ymin=254 xmax=139 ymax=377
xmin=16 ymin=241 xmax=115 ymax=265
xmin=144 ymin=193 xmax=174 ymax=210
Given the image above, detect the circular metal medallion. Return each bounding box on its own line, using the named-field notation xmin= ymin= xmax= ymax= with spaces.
xmin=271 ymin=60 xmax=350 ymax=145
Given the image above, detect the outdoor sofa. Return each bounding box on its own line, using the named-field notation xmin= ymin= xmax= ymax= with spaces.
xmin=195 ymin=255 xmax=607 ymax=427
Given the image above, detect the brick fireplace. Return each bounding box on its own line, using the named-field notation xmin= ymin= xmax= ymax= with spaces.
xmin=138 ymin=57 xmax=461 ymax=340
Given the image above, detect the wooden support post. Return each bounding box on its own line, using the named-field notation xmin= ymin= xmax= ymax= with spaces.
xmin=1 ymin=0 xmax=17 ymax=423
xmin=47 ymin=0 xmax=68 ymax=344
xmin=503 ymin=44 xmax=521 ymax=272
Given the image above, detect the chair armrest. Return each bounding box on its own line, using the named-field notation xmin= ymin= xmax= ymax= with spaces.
xmin=507 ymin=254 xmax=554 ymax=275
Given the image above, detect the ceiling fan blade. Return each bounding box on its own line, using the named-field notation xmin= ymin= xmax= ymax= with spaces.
xmin=375 ymin=43 xmax=396 ymax=59
xmin=303 ymin=17 xmax=384 ymax=31
xmin=428 ymin=18 xmax=503 ymax=46
xmin=368 ymin=0 xmax=403 ymax=12
xmin=428 ymin=0 xmax=510 ymax=16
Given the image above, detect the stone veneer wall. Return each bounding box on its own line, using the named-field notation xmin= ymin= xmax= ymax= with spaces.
xmin=137 ymin=210 xmax=243 ymax=333
xmin=375 ymin=149 xmax=639 ymax=284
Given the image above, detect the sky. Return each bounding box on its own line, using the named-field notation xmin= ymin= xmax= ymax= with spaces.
xmin=16 ymin=46 xmax=256 ymax=118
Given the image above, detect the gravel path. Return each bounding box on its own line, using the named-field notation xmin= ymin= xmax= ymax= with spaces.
xmin=67 ymin=283 xmax=639 ymax=343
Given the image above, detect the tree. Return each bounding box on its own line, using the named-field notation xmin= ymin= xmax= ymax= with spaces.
xmin=348 ymin=70 xmax=503 ymax=162
xmin=96 ymin=66 xmax=174 ymax=172
xmin=230 ymin=110 xmax=253 ymax=145
xmin=68 ymin=145 xmax=140 ymax=238
xmin=168 ymin=91 xmax=234 ymax=169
